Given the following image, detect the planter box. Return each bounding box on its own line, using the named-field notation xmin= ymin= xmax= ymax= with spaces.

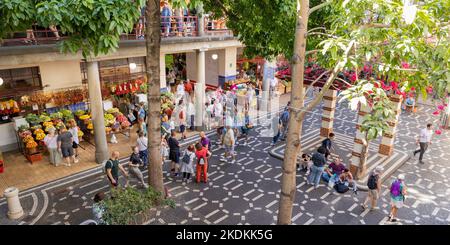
xmin=26 ymin=152 xmax=43 ymax=164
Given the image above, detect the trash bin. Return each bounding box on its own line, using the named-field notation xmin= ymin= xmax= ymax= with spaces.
xmin=3 ymin=187 xmax=24 ymax=220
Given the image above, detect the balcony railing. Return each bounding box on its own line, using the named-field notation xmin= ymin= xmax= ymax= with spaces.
xmin=1 ymin=16 xmax=232 ymax=47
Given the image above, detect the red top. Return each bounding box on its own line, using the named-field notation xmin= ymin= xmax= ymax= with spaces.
xmin=195 ymin=147 xmax=208 ymax=165
xmin=184 ymin=82 xmax=193 ymax=93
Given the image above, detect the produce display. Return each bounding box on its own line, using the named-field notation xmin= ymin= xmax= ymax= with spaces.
xmin=0 ymin=99 xmax=20 ymax=116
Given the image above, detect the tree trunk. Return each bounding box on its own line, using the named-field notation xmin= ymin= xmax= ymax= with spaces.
xmin=277 ymin=0 xmax=309 ymax=225
xmin=145 ymin=0 xmax=164 ymax=194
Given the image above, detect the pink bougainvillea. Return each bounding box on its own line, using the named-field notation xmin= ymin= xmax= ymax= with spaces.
xmin=410 ymin=87 xmax=415 ymax=91
xmin=437 ymin=105 xmax=445 ymax=111
xmin=426 ymin=86 xmax=433 ymax=94
xmin=435 ymin=130 xmax=442 ymax=135
xmin=350 ymin=73 xmax=357 ymax=82
xmin=432 ymin=110 xmax=440 ymax=116
xmin=401 ymin=62 xmax=410 ymax=69
xmin=390 ymin=81 xmax=399 ymax=90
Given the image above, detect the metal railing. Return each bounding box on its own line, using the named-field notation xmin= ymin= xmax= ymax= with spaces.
xmin=1 ymin=16 xmax=232 ymax=47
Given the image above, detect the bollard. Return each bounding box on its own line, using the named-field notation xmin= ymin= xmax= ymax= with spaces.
xmin=3 ymin=187 xmax=24 ymax=220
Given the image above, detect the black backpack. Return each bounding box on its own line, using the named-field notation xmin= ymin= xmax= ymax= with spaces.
xmin=182 ymin=152 xmax=191 ymax=164
xmin=367 ymin=174 xmax=378 ymax=190
xmin=334 ymin=182 xmax=349 ymax=193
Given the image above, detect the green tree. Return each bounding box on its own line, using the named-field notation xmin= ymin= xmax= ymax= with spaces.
xmin=203 ymin=0 xmax=449 ymax=224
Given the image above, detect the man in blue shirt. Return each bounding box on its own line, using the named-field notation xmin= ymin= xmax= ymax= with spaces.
xmin=161 ymin=1 xmax=172 ymax=37
xmin=321 ymin=132 xmax=335 ymax=159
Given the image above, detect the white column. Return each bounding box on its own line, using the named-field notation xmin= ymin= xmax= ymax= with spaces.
xmin=218 ymin=47 xmax=237 ymax=88
xmin=186 ymin=52 xmax=198 ymax=81
xmin=261 ymin=59 xmax=276 ymax=112
xmin=350 ymin=103 xmax=371 ymax=178
xmin=320 ymin=89 xmax=337 ymax=137
xmin=87 ymin=61 xmax=109 ymax=164
xmin=379 ymin=95 xmax=402 ymax=156
xmin=194 ymin=49 xmax=206 ymax=129
xmin=160 ymin=53 xmax=167 ymax=89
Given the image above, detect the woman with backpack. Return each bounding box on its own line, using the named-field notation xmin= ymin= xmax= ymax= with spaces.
xmin=195 ymin=143 xmax=209 ymax=183
xmin=126 ymin=146 xmax=148 ymax=188
xmin=180 ymin=145 xmax=196 ymax=183
xmin=362 ymin=166 xmax=383 ymax=211
xmin=388 ymin=174 xmax=407 ymax=222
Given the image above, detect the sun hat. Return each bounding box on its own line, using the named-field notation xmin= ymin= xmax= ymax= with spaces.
xmin=398 ymin=174 xmax=405 ymax=180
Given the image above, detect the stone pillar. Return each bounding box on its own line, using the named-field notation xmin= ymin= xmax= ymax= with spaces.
xmin=160 ymin=53 xmax=167 ymax=90
xmin=218 ymin=47 xmax=237 ymax=88
xmin=194 ymin=49 xmax=206 ymax=129
xmin=379 ymin=95 xmax=403 ymax=156
xmin=261 ymin=59 xmax=276 ymax=113
xmin=186 ymin=52 xmax=198 ymax=81
xmin=320 ymin=89 xmax=338 ymax=137
xmin=350 ymin=103 xmax=371 ymax=178
xmin=87 ymin=61 xmax=109 ymax=164
xmin=4 ymin=187 xmax=24 ymax=219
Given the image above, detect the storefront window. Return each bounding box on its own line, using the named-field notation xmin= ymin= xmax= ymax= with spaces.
xmin=0 ymin=67 xmax=42 ymax=97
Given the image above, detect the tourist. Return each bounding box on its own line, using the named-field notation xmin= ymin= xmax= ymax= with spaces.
xmin=168 ymin=130 xmax=181 ymax=176
xmin=195 ymin=142 xmax=209 ymax=183
xmin=167 ymin=69 xmax=176 ymax=91
xmin=279 ymin=107 xmax=290 ymax=141
xmin=222 ymin=125 xmax=236 ymax=163
xmin=138 ymin=102 xmax=146 ymax=121
xmin=205 ymin=101 xmax=214 ymax=130
xmin=136 ymin=131 xmax=148 ymax=167
xmin=177 ymin=100 xmax=187 ymax=140
xmin=337 ymin=169 xmax=358 ymax=194
xmin=362 ymin=166 xmax=383 ymax=211
xmin=271 ymin=112 xmax=282 ymax=145
xmin=68 ymin=119 xmax=80 ymax=159
xmin=92 ymin=192 xmax=107 ymax=225
xmin=300 ymin=153 xmax=312 ymax=174
xmin=197 ymin=132 xmax=210 ymax=151
xmin=161 ymin=1 xmax=172 ymax=37
xmin=184 ymin=80 xmax=193 ymax=95
xmin=246 ymin=84 xmax=255 ymax=110
xmin=127 ymin=146 xmax=148 ymax=188
xmin=57 ymin=127 xmax=78 ymax=166
xmin=404 ymin=95 xmax=415 ymax=112
xmin=169 ymin=115 xmax=176 ymax=132
xmin=43 ymin=127 xmax=61 ymax=166
xmin=188 ymin=98 xmax=196 ymax=130
xmin=307 ymin=146 xmax=327 ymax=189
xmin=321 ymin=132 xmax=335 ymax=159
xmin=49 ymin=25 xmax=60 ymax=40
xmin=214 ymin=99 xmax=223 ymax=127
xmin=136 ymin=6 xmax=146 ymax=39
xmin=105 ymin=151 xmax=128 ymax=188
xmin=160 ymin=136 xmax=169 ymax=165
xmin=270 ymin=77 xmax=278 ymax=98
xmin=181 ymin=144 xmax=196 ymax=183
xmin=413 ymin=123 xmax=433 ymax=164
xmin=176 ymin=81 xmax=185 ymax=102
xmin=240 ymin=109 xmax=252 ymax=146
xmin=161 ymin=115 xmax=171 ymax=139
xmin=322 ymin=157 xmax=346 ymax=185
xmin=388 ymin=174 xmax=407 ymax=222
xmin=138 ymin=118 xmax=147 ymax=136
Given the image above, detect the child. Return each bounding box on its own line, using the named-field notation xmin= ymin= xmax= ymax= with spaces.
xmin=300 ymin=153 xmax=313 ymax=175
xmin=160 ymin=137 xmax=169 ymax=165
xmin=180 ymin=145 xmax=196 ymax=183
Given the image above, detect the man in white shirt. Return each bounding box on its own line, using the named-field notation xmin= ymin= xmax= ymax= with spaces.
xmin=413 ymin=123 xmax=433 ymax=164
xmin=270 ymin=78 xmax=278 ymax=98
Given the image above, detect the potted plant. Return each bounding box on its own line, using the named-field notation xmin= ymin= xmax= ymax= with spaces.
xmin=50 ymin=112 xmax=63 ymax=124
xmin=26 ymin=139 xmax=38 ymax=154
xmin=25 ymin=113 xmax=42 ymax=126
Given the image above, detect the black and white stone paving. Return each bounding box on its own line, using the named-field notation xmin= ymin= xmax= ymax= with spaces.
xmin=1 ymin=98 xmax=449 ymax=225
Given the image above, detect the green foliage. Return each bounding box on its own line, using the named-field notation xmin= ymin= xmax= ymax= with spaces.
xmin=102 ymin=187 xmax=174 ymax=225
xmin=25 ymin=113 xmax=42 ymax=125
xmin=0 ymin=0 xmax=36 ymax=39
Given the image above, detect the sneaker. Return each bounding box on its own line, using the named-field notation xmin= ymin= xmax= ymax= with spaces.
xmin=65 ymin=163 xmax=71 ymax=167
xmin=231 ymin=159 xmax=236 ymax=164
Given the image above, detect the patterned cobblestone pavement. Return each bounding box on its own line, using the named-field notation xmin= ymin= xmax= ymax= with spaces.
xmin=1 ymin=98 xmax=448 ymax=225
